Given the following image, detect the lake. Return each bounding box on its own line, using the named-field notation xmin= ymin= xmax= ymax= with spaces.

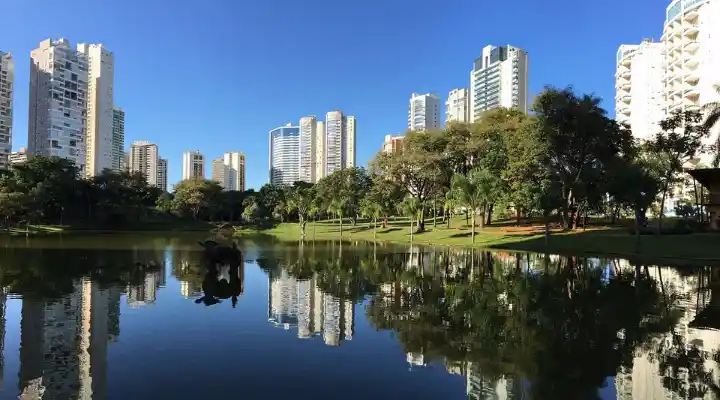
xmin=0 ymin=233 xmax=717 ymax=399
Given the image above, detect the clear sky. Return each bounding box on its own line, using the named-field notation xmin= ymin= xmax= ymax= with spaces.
xmin=4 ymin=0 xmax=666 ymax=190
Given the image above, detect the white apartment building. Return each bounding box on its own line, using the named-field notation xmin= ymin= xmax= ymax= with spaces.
xmin=382 ymin=134 xmax=404 ymax=154
xmin=315 ymin=120 xmax=325 ymax=181
xmin=299 ymin=115 xmax=322 ymax=183
xmin=112 ymin=107 xmax=124 ymax=171
xmin=213 ymin=152 xmax=245 ymax=191
xmin=408 ymin=93 xmax=440 ymax=131
xmin=129 ymin=141 xmax=159 ymax=186
xmin=182 ymin=150 xmax=205 ymax=180
xmin=78 ymin=43 xmax=114 ymax=177
xmin=269 ymin=124 xmax=300 ymax=185
xmin=224 ymin=152 xmax=245 ymax=191
xmin=28 ymin=39 xmax=88 ymax=173
xmin=0 ymin=52 xmax=13 ymax=169
xmin=324 ymin=110 xmax=356 ymax=176
xmin=615 ymin=40 xmax=665 ymax=141
xmin=445 ymin=88 xmax=470 ymax=124
xmin=662 ymin=0 xmax=720 ymax=165
xmin=470 ymin=45 xmax=529 ymax=121
xmin=157 ymin=158 xmax=168 ymax=192
xmin=10 ymin=148 xmax=28 ymax=164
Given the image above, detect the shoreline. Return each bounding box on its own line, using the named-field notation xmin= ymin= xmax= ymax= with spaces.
xmin=233 ymin=222 xmax=720 ymax=263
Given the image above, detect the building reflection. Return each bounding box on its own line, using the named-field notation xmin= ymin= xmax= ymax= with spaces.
xmin=126 ymin=262 xmax=166 ymax=308
xmin=267 ymin=268 xmax=354 ymax=346
xmin=17 ymin=263 xmax=159 ymax=399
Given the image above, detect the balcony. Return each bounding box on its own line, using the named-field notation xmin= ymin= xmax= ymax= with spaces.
xmin=619 ymin=95 xmax=632 ymax=104
xmin=683 ymin=9 xmax=699 ymax=23
xmin=618 ymin=105 xmax=631 ymax=115
xmin=618 ymin=81 xmax=631 ymax=91
xmin=620 ymin=57 xmax=631 ymax=68
xmin=684 ymin=86 xmax=700 ymax=100
xmin=684 ymin=40 xmax=700 ymax=54
xmin=684 ymin=24 xmax=700 ymax=39
xmin=683 ymin=57 xmax=699 ymax=68
xmin=685 ymin=68 xmax=700 ymax=84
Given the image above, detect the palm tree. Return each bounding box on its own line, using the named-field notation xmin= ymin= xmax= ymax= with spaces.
xmin=444 ymin=192 xmax=460 ymax=229
xmin=361 ymin=199 xmax=383 ymax=239
xmin=327 ymin=198 xmax=348 ymax=237
xmin=398 ymin=196 xmax=421 ymax=242
xmin=703 ymin=85 xmax=720 ymax=166
xmin=450 ymin=168 xmax=500 ymax=243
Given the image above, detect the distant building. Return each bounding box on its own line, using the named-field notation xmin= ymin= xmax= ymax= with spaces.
xmin=0 ymin=51 xmax=14 ymax=169
xmin=10 ymin=148 xmax=28 ymax=164
xmin=470 ymin=45 xmax=528 ymax=120
xmin=129 ymin=141 xmax=159 ymax=187
xmin=156 ymin=158 xmax=168 ymax=192
xmin=324 ymin=110 xmax=355 ymax=176
xmin=408 ymin=93 xmax=440 ymax=131
xmin=211 ymin=157 xmax=226 ymax=186
xmin=446 ymin=88 xmax=470 ymax=124
xmin=112 ymin=107 xmax=125 ymax=171
xmin=382 ymin=135 xmax=404 ymax=154
xmin=182 ymin=150 xmax=205 ymax=180
xmin=269 ymin=124 xmax=300 ymax=185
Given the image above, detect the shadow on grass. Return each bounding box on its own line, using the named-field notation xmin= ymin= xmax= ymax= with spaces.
xmin=486 ymin=228 xmax=720 ymax=264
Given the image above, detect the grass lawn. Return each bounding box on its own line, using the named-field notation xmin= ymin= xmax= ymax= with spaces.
xmin=3 ymin=220 xmax=220 ymax=236
xmin=234 ymin=217 xmax=720 ymax=261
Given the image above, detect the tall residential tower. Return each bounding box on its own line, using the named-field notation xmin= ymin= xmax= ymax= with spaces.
xmin=112 ymin=107 xmax=125 ymax=171
xmin=128 ymin=141 xmax=159 ymax=187
xmin=615 ymin=40 xmax=664 ymax=141
xmin=470 ymin=45 xmax=529 ymax=121
xmin=269 ymin=124 xmax=300 ymax=185
xmin=182 ymin=150 xmax=205 ymax=180
xmin=0 ymin=52 xmax=13 ymax=169
xmin=408 ymin=93 xmax=440 ymax=131
xmin=28 ymin=39 xmax=88 ymax=172
xmin=445 ymin=88 xmax=470 ymax=124
xmin=77 ymin=43 xmax=114 ymax=177
xmin=324 ymin=110 xmax=355 ymax=176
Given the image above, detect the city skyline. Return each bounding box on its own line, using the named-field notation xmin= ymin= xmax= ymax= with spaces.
xmin=1 ymin=0 xmax=717 ymax=190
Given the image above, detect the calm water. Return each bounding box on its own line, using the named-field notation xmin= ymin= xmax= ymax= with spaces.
xmin=0 ymin=234 xmax=717 ymax=399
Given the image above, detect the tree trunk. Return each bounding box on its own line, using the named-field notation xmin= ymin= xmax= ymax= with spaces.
xmin=610 ymin=205 xmax=618 ymax=225
xmin=583 ymin=211 xmax=589 ymax=231
xmin=658 ymin=181 xmax=669 ymax=235
xmin=544 ymin=212 xmax=550 ymax=246
xmin=433 ymin=202 xmax=437 ymax=228
xmin=486 ymin=204 xmax=494 ymax=226
xmin=447 ymin=212 xmax=452 ymax=229
xmin=373 ymin=217 xmax=377 ymax=239
xmin=479 ymin=207 xmax=485 ymax=229
xmin=465 ymin=210 xmax=469 ymax=228
xmin=300 ymin=216 xmax=306 ymax=239
xmin=409 ymin=217 xmax=413 ymax=242
xmin=339 ymin=216 xmax=343 ymax=237
xmin=634 ymin=208 xmax=641 ymax=251
xmin=471 ymin=212 xmax=475 ymax=244
xmin=418 ymin=208 xmax=425 ymax=232
xmin=515 ymin=208 xmax=521 ymax=227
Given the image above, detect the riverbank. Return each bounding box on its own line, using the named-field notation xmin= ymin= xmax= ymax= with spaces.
xmin=4 ymin=220 xmax=220 ymax=236
xmin=234 ymin=220 xmax=720 ymax=261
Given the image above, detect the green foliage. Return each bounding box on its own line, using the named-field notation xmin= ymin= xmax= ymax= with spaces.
xmin=172 ymin=179 xmax=223 ymax=220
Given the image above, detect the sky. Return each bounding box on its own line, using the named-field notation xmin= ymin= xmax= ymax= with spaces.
xmin=3 ymin=0 xmax=668 ymax=190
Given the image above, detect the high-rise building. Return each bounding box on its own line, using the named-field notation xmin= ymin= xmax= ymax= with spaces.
xmin=10 ymin=148 xmax=28 ymax=165
xmin=469 ymin=45 xmax=529 ymax=121
xmin=111 ymin=107 xmax=125 ymax=171
xmin=269 ymin=124 xmax=300 ymax=185
xmin=28 ymin=39 xmax=88 ymax=173
xmin=223 ymin=152 xmax=245 ymax=191
xmin=157 ymin=158 xmax=168 ymax=192
xmin=128 ymin=141 xmax=159 ymax=186
xmin=382 ymin=134 xmax=404 ymax=154
xmin=615 ymin=40 xmax=664 ymax=141
xmin=662 ymin=0 xmax=720 ymax=165
xmin=123 ymin=151 xmax=129 ymax=171
xmin=0 ymin=52 xmax=13 ymax=169
xmin=315 ymin=120 xmax=325 ymax=180
xmin=211 ymin=157 xmax=226 ymax=186
xmin=408 ymin=93 xmax=440 ymax=131
xmin=299 ymin=116 xmax=322 ymax=183
xmin=445 ymin=88 xmax=470 ymax=124
xmin=182 ymin=150 xmax=205 ymax=180
xmin=324 ymin=111 xmax=356 ymax=176
xmin=78 ymin=43 xmax=114 ymax=177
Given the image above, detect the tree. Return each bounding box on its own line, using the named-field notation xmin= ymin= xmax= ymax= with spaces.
xmin=606 ymin=158 xmax=661 ymax=245
xmin=315 ymin=168 xmax=371 ymax=226
xmin=286 ymin=187 xmax=315 ymax=238
xmin=701 ymin=85 xmax=720 ymax=166
xmin=532 ymin=86 xmax=634 ymax=229
xmin=172 ymin=179 xmax=223 ymax=220
xmin=398 ymin=196 xmax=421 ymax=241
xmin=450 ymin=168 xmax=501 ymax=243
xmin=361 ymin=197 xmax=383 ymax=239
xmin=646 ymin=110 xmax=710 ymax=233
xmin=373 ymin=131 xmax=450 ymax=232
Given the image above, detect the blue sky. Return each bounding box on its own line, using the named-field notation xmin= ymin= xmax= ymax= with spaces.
xmin=4 ymin=0 xmax=666 ymax=190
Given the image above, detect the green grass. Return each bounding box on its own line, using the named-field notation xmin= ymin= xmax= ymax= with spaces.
xmin=3 ymin=219 xmax=220 ymax=236
xmin=234 ymin=217 xmax=720 ymax=261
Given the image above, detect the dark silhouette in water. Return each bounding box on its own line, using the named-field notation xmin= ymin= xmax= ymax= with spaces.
xmin=194 ymin=263 xmax=244 ymax=307
xmin=198 ymin=240 xmax=242 ymax=266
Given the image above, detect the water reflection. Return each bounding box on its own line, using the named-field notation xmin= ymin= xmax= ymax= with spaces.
xmin=0 ymin=238 xmax=717 ymax=398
